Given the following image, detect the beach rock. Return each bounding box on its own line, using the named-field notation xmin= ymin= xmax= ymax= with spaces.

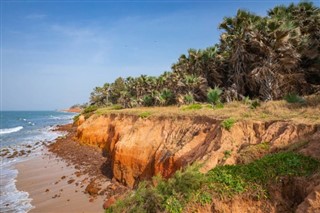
xmin=67 ymin=179 xmax=75 ymax=184
xmin=0 ymin=149 xmax=9 ymax=157
xmin=103 ymin=196 xmax=116 ymax=209
xmin=19 ymin=150 xmax=26 ymax=156
xmin=85 ymin=180 xmax=101 ymax=196
xmin=7 ymin=151 xmax=19 ymax=159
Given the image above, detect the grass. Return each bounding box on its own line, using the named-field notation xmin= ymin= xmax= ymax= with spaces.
xmin=250 ymin=99 xmax=261 ymax=109
xmin=238 ymin=142 xmax=271 ymax=164
xmin=223 ymin=150 xmax=232 ymax=160
xmin=181 ymin=104 xmax=202 ymax=111
xmin=139 ymin=111 xmax=152 ymax=119
xmin=106 ymin=152 xmax=319 ymax=213
xmin=221 ymin=118 xmax=236 ymax=131
xmin=92 ymin=95 xmax=320 ymax=125
xmin=108 ymin=104 xmax=123 ymax=110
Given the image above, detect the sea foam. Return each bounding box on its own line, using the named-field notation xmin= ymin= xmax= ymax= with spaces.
xmin=0 ymin=126 xmax=23 ymax=135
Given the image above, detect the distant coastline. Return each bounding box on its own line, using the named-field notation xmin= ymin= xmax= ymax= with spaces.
xmin=60 ymin=107 xmax=82 ymax=113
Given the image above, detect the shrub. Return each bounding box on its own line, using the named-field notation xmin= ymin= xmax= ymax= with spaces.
xmin=207 ymin=87 xmax=223 ymax=107
xmin=106 ymin=152 xmax=319 ymax=212
xmin=207 ymin=152 xmax=319 ymax=197
xmin=221 ymin=118 xmax=235 ymax=131
xmin=284 ymin=93 xmax=305 ymax=104
xmin=83 ymin=105 xmax=98 ymax=114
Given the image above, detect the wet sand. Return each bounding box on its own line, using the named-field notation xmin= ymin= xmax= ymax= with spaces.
xmin=15 ymin=151 xmax=107 ymax=213
xmin=13 ymin=124 xmax=128 ymax=213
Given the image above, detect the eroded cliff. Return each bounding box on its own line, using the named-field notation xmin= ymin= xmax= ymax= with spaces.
xmin=76 ymin=113 xmax=320 ymax=188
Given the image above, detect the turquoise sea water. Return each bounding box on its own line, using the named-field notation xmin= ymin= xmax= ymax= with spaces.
xmin=0 ymin=111 xmax=76 ymax=213
xmin=0 ymin=111 xmax=75 ymax=148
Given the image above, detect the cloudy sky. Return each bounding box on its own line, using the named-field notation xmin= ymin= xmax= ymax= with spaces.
xmin=1 ymin=0 xmax=311 ymax=110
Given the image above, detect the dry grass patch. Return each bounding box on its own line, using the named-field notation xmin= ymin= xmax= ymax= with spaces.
xmin=94 ymin=95 xmax=320 ymax=125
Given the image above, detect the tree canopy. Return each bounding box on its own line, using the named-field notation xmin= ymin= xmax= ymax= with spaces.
xmin=89 ymin=2 xmax=320 ymax=108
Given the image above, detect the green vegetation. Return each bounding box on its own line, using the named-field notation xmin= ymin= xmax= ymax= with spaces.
xmin=109 ymin=104 xmax=123 ymax=110
xmin=82 ymin=105 xmax=98 ymax=118
xmin=139 ymin=111 xmax=152 ymax=119
xmin=250 ymin=99 xmax=261 ymax=109
xmin=106 ymin=152 xmax=319 ymax=213
xmin=88 ymin=2 xmax=319 ymax=109
xmin=221 ymin=118 xmax=236 ymax=131
xmin=181 ymin=104 xmax=202 ymax=111
xmin=284 ymin=93 xmax=305 ymax=104
xmin=207 ymin=87 xmax=223 ymax=107
xmin=83 ymin=105 xmax=98 ymax=114
xmin=73 ymin=114 xmax=81 ymax=123
xmin=223 ymin=150 xmax=232 ymax=160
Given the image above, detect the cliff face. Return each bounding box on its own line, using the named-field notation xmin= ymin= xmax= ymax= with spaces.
xmin=76 ymin=114 xmax=319 ymax=188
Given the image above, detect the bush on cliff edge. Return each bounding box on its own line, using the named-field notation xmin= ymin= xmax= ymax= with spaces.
xmin=106 ymin=152 xmax=319 ymax=213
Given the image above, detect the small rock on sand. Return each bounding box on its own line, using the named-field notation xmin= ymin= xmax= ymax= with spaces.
xmin=85 ymin=180 xmax=101 ymax=196
xmin=67 ymin=179 xmax=75 ymax=184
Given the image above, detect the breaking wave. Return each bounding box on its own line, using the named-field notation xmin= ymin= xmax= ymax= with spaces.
xmin=0 ymin=126 xmax=23 ymax=135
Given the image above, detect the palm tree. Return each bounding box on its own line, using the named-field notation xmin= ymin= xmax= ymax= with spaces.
xmin=155 ymin=88 xmax=174 ymax=106
xmin=207 ymin=87 xmax=223 ymax=107
xmin=87 ymin=2 xmax=319 ymax=107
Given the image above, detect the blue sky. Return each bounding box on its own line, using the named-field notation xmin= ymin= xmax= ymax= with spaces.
xmin=1 ymin=0 xmax=314 ymax=110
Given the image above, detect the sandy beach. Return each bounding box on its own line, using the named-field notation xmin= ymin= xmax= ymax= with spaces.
xmin=10 ymin=124 xmax=128 ymax=213
xmin=15 ymin=151 xmax=106 ymax=213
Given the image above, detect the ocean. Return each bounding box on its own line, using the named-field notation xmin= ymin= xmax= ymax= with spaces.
xmin=0 ymin=111 xmax=76 ymax=213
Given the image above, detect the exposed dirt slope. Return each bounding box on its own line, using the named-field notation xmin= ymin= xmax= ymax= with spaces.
xmin=76 ymin=114 xmax=319 ymax=188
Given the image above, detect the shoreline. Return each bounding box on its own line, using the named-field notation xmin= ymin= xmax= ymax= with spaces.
xmin=9 ymin=124 xmax=127 ymax=212
xmin=15 ymin=149 xmax=106 ymax=213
